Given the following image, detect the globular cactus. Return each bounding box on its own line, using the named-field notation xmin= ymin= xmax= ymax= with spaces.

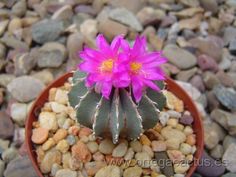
xmin=69 ymin=70 xmax=166 ymax=143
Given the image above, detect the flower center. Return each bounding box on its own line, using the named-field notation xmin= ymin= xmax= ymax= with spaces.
xmin=130 ymin=62 xmax=142 ymax=73
xmin=100 ymin=59 xmax=114 ymax=72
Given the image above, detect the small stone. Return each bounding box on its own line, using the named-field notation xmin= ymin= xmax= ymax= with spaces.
xmin=179 ymin=143 xmax=192 ymax=155
xmin=32 ymin=19 xmax=64 ymax=44
xmin=140 ymin=134 xmax=151 ymax=146
xmin=10 ymin=102 xmax=27 ymax=126
xmin=199 ymin=0 xmax=218 ymax=13
xmin=124 ymin=148 xmax=134 ymax=160
xmin=80 ymin=19 xmax=98 ymax=39
xmin=167 ymin=118 xmax=178 ymax=127
xmin=1 ymin=34 xmax=28 ymax=51
xmin=180 ymin=0 xmax=200 ymax=7
xmin=4 ymin=155 xmax=38 ymax=177
xmin=155 ymin=152 xmax=174 ymax=177
xmin=223 ymin=27 xmax=236 ymax=45
xmin=210 ymin=144 xmax=224 ymax=159
xmin=0 ymin=160 xmax=4 ymax=177
xmin=190 ymin=75 xmax=205 ymax=92
xmin=95 ymin=165 xmax=122 ymax=177
xmin=165 ymin=138 xmax=181 ymax=150
xmin=163 ymin=90 xmax=184 ymax=112
xmin=99 ymin=139 xmax=116 ymax=154
xmin=56 ymin=139 xmax=70 ymax=153
xmin=40 ymin=150 xmax=62 ymax=174
xmin=51 ymin=5 xmax=73 ymax=21
xmin=2 ymin=147 xmax=18 ymax=163
xmin=53 ymin=129 xmax=68 ymax=143
xmin=167 ymin=150 xmax=185 ymax=163
xmin=37 ymin=42 xmax=66 ymax=68
xmin=176 ymin=81 xmax=201 ymax=101
xmin=55 ymin=89 xmax=68 ymax=105
xmin=0 ymin=139 xmax=9 ymax=154
xmin=163 ymin=44 xmax=197 ymax=69
xmin=51 ymin=164 xmax=62 ymax=176
xmin=142 ymin=145 xmax=154 ymax=158
xmin=152 ymin=141 xmax=167 ymax=152
xmin=222 ymin=173 xmax=236 ymax=177
xmin=203 ymin=71 xmax=220 ymax=90
xmin=0 ymin=111 xmax=14 ymax=139
xmin=93 ymin=151 xmax=105 ymax=161
xmin=12 ymin=0 xmax=26 ymax=17
xmin=124 ymin=166 xmax=142 ymax=177
xmin=0 ymin=20 xmax=9 ymax=36
xmin=62 ymin=152 xmax=71 ymax=169
xmin=7 ymin=76 xmax=45 ymax=102
xmin=85 ymin=161 xmax=107 ymax=176
xmin=66 ymin=135 xmax=76 ymax=146
xmin=42 ymin=138 xmax=56 ymax=151
xmin=186 ymin=134 xmax=196 ymax=146
xmin=179 ymin=114 xmax=194 ymax=125
xmin=166 ymin=110 xmax=181 ymax=119
xmin=179 ymin=14 xmax=202 ymax=30
xmin=223 ymin=144 xmax=236 ymax=172
xmin=72 ymin=141 xmax=91 ymax=163
xmin=135 ymin=152 xmax=152 ymax=168
xmin=108 ymin=0 xmax=144 ymax=13
xmin=216 ymin=71 xmax=234 ymax=87
xmin=87 ymin=141 xmax=99 ymax=153
xmin=98 ymin=18 xmax=128 ymax=41
xmin=78 ymin=127 xmax=92 ymax=138
xmin=55 ymin=169 xmax=77 ymax=177
xmin=213 ymin=85 xmax=236 ymax=111
xmin=31 ymin=127 xmax=49 ymax=144
xmin=161 ymin=127 xmax=186 ymax=143
xmin=197 ymin=54 xmax=218 ymax=72
xmin=159 ymin=112 xmax=170 ymax=126
xmin=204 ymin=122 xmax=220 ymax=149
xmin=197 ymin=151 xmax=225 ymax=177
xmin=51 ymin=102 xmax=67 ymax=113
xmin=39 ymin=112 xmax=58 ymax=131
xmin=176 ymin=67 xmax=198 ymax=82
xmin=130 ymin=140 xmax=142 ymax=152
xmin=174 ymin=163 xmax=190 ymax=174
xmin=109 ymin=8 xmax=143 ymax=32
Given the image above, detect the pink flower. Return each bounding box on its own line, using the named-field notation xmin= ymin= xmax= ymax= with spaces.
xmin=121 ymin=36 xmax=167 ymax=102
xmin=79 ymin=34 xmax=130 ymax=99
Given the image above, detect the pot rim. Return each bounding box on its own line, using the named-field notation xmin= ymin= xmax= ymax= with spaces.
xmin=25 ymin=72 xmax=204 ymax=177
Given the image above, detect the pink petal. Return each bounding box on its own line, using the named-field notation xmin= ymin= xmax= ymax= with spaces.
xmin=111 ymin=35 xmax=123 ymax=52
xmin=144 ymin=70 xmax=165 ymax=80
xmin=132 ymin=77 xmax=143 ymax=102
xmin=120 ymin=39 xmax=130 ymax=52
xmin=79 ymin=62 xmax=99 ymax=73
xmin=101 ymin=82 xmax=112 ymax=99
xmin=143 ymin=80 xmax=160 ymax=91
xmin=96 ymin=34 xmax=110 ymax=50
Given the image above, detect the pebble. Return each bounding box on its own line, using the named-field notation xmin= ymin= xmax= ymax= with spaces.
xmin=55 ymin=169 xmax=77 ymax=177
xmin=4 ymin=155 xmax=38 ymax=177
xmin=124 ymin=147 xmax=135 ymax=160
xmin=85 ymin=161 xmax=106 ymax=176
xmin=223 ymin=135 xmax=236 ymax=150
xmin=12 ymin=0 xmax=26 ymax=17
xmin=159 ymin=112 xmax=170 ymax=126
xmin=42 ymin=138 xmax=56 ymax=151
xmin=223 ymin=144 xmax=236 ymax=172
xmin=124 ymin=166 xmax=143 ymax=177
xmin=80 ymin=19 xmax=98 ymax=39
xmin=40 ymin=150 xmax=62 ymax=174
xmin=197 ymin=54 xmax=218 ymax=72
xmin=142 ymin=145 xmax=154 ymax=158
xmin=174 ymin=163 xmax=190 ymax=174
xmin=7 ymin=76 xmax=45 ymax=102
xmin=55 ymin=89 xmax=68 ymax=105
xmin=112 ymin=142 xmax=128 ymax=157
xmin=53 ymin=129 xmax=68 ymax=143
xmin=99 ymin=139 xmax=115 ymax=154
xmin=197 ymin=151 xmax=225 ymax=177
xmin=2 ymin=147 xmax=18 ymax=163
xmin=32 ymin=19 xmax=64 ymax=44
xmin=0 ymin=111 xmax=14 ymax=139
xmin=10 ymin=102 xmax=27 ymax=126
xmin=163 ymin=44 xmax=197 ymax=69
xmin=51 ymin=5 xmax=73 ymax=21
xmin=210 ymin=144 xmax=224 ymax=159
xmin=93 ymin=151 xmax=105 ymax=161
xmin=155 ymin=152 xmax=174 ymax=177
xmin=179 ymin=143 xmax=192 ymax=155
xmin=95 ymin=165 xmax=122 ymax=177
xmin=161 ymin=127 xmax=186 ymax=143
xmin=140 ymin=134 xmax=152 ymax=146
xmin=72 ymin=141 xmax=91 ymax=163
xmin=213 ymin=85 xmax=236 ymax=111
xmin=152 ymin=141 xmax=167 ymax=152
xmin=56 ymin=140 xmax=70 ymax=153
xmin=135 ymin=152 xmax=152 ymax=168
xmin=109 ymin=8 xmax=143 ymax=32
xmin=37 ymin=42 xmax=66 ymax=68
xmin=0 ymin=160 xmax=4 ymax=177
xmin=0 ymin=139 xmax=9 ymax=153
xmin=179 ymin=114 xmax=194 ymax=125
xmin=31 ymin=127 xmax=49 ymax=144
xmin=66 ymin=135 xmax=76 ymax=145
xmin=167 ymin=150 xmax=185 ymax=163
xmin=39 ymin=112 xmax=58 ymax=131
xmin=87 ymin=141 xmax=99 ymax=153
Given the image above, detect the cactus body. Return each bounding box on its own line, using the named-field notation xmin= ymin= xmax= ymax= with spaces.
xmin=69 ymin=71 xmax=166 ymax=143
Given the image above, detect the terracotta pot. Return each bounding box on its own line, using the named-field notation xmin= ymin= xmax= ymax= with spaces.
xmin=25 ymin=72 xmax=204 ymax=177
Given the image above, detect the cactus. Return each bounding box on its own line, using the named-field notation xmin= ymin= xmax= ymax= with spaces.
xmin=69 ymin=70 xmax=166 ymax=143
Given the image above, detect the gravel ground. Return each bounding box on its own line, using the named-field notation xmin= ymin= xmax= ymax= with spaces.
xmin=0 ymin=0 xmax=236 ymax=177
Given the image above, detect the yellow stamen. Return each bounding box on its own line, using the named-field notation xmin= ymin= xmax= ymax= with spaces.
xmin=130 ymin=62 xmax=142 ymax=73
xmin=100 ymin=59 xmax=114 ymax=72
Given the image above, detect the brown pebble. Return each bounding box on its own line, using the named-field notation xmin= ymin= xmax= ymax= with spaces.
xmin=31 ymin=127 xmax=49 ymax=144
xmin=72 ymin=141 xmax=92 ymax=163
xmin=53 ymin=129 xmax=68 ymax=143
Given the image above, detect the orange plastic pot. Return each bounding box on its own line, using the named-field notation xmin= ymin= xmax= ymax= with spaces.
xmin=25 ymin=72 xmax=204 ymax=177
